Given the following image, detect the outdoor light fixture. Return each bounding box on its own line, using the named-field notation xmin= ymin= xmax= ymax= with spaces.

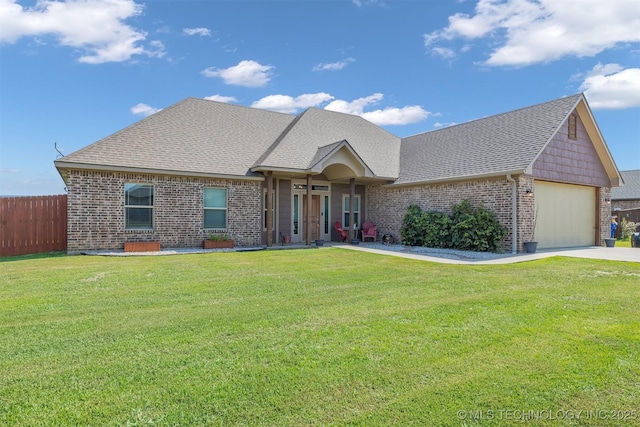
xmin=525 ymin=189 xmax=533 ymax=195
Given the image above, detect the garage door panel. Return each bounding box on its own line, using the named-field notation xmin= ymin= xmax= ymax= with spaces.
xmin=534 ymin=181 xmax=595 ymax=249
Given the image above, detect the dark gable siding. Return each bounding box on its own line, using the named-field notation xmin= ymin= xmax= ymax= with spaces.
xmin=532 ymin=112 xmax=609 ymax=187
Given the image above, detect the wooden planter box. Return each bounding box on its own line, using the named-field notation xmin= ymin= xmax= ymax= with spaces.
xmin=124 ymin=241 xmax=160 ymax=252
xmin=203 ymin=239 xmax=234 ymax=249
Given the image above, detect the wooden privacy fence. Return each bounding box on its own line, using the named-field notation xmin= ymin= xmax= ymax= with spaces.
xmin=0 ymin=195 xmax=67 ymax=256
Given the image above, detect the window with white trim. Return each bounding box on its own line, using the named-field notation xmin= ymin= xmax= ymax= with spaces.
xmin=204 ymin=188 xmax=227 ymax=229
xmin=125 ymin=183 xmax=154 ymax=230
xmin=342 ymin=195 xmax=360 ymax=229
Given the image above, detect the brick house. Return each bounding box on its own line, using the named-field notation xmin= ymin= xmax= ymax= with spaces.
xmin=54 ymin=93 xmax=621 ymax=253
xmin=611 ymin=170 xmax=640 ymax=236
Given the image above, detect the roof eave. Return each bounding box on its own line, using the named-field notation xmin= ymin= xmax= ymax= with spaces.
xmin=386 ymin=169 xmax=526 ymax=188
xmin=54 ymin=161 xmax=264 ymax=181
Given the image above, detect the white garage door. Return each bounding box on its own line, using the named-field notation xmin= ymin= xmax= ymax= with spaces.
xmin=535 ymin=181 xmax=596 ymax=249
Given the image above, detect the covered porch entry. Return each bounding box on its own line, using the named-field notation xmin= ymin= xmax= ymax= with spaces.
xmin=256 ymin=140 xmax=390 ymax=246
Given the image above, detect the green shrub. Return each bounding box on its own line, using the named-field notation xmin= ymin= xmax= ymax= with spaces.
xmin=400 ymin=205 xmax=426 ymax=246
xmin=423 ymin=210 xmax=452 ymax=248
xmin=400 ymin=200 xmax=506 ymax=252
xmin=209 ymin=233 xmax=229 ymax=241
xmin=619 ymin=218 xmax=639 ymax=239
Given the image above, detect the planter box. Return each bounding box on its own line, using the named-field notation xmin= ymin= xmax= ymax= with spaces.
xmin=524 ymin=241 xmax=537 ymax=253
xmin=124 ymin=241 xmax=160 ymax=252
xmin=203 ymin=239 xmax=234 ymax=249
xmin=605 ymin=238 xmax=616 ymax=248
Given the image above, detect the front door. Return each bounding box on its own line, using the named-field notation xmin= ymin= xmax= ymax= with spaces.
xmin=303 ymin=194 xmax=320 ymax=241
xmin=291 ymin=181 xmax=331 ymax=243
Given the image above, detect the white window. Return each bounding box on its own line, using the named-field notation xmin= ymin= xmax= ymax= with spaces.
xmin=293 ymin=194 xmax=299 ymax=235
xmin=125 ymin=184 xmax=153 ymax=230
xmin=204 ymin=188 xmax=227 ymax=229
xmin=342 ymin=195 xmax=360 ymax=229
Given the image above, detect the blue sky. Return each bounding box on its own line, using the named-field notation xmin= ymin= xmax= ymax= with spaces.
xmin=1 ymin=0 xmax=639 ymax=196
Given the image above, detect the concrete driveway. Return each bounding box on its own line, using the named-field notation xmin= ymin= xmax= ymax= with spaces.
xmin=335 ymin=244 xmax=640 ymax=265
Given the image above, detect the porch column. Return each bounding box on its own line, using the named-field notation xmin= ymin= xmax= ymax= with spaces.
xmin=306 ymin=174 xmax=312 ymax=245
xmin=349 ymin=178 xmax=355 ymax=241
xmin=266 ymin=171 xmax=273 ymax=247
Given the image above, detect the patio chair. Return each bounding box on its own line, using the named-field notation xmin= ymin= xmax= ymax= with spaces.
xmin=334 ymin=221 xmax=348 ymax=242
xmin=361 ymin=221 xmax=377 ymax=242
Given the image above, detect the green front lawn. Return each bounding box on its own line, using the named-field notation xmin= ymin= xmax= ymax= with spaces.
xmin=616 ymin=238 xmax=632 ymax=248
xmin=1 ymin=250 xmax=639 ymax=426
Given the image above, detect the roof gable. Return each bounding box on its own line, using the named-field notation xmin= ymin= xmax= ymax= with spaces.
xmin=308 ymin=140 xmax=375 ymax=180
xmin=531 ymin=108 xmax=611 ymax=187
xmin=253 ymin=108 xmax=401 ymax=179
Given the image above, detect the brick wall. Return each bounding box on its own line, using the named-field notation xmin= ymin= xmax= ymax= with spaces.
xmin=612 ymin=200 xmax=640 ymax=211
xmin=367 ymin=175 xmax=611 ymax=251
xmin=599 ymin=187 xmax=612 ymax=245
xmin=66 ymin=170 xmax=262 ymax=252
xmin=366 ymin=177 xmax=515 ymax=251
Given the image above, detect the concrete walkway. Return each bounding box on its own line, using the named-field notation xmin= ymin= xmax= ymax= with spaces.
xmin=83 ymin=242 xmax=639 ymax=264
xmin=334 ymin=243 xmax=640 ymax=264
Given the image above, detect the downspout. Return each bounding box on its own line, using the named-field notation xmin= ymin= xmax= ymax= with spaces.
xmin=506 ymin=174 xmax=517 ymax=254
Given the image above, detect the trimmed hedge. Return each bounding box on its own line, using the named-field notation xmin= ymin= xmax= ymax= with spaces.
xmin=400 ymin=200 xmax=506 ymax=252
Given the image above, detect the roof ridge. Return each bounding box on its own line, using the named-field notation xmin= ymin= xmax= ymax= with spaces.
xmin=402 ymin=93 xmax=584 ymax=140
xmin=252 ymin=109 xmax=310 ymax=167
xmin=199 ymin=97 xmax=296 ymax=118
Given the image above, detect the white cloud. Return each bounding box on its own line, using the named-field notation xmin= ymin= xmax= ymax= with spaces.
xmin=325 ymin=93 xmax=384 ymax=115
xmin=0 ymin=0 xmax=164 ymax=64
xmin=130 ymin=103 xmax=161 ymax=116
xmin=325 ymin=93 xmax=431 ymax=126
xmin=249 ymin=92 xmax=432 ymax=125
xmin=201 ymin=60 xmax=273 ymax=87
xmin=147 ymin=40 xmax=165 ymax=58
xmin=431 ymin=47 xmax=456 ymax=60
xmin=360 ymin=106 xmax=431 ymax=126
xmin=183 ymin=27 xmax=210 ymax=37
xmin=204 ymin=95 xmax=238 ymax=103
xmin=312 ymin=58 xmax=355 ymax=71
xmin=352 ymin=0 xmax=386 ymax=7
xmin=251 ymin=93 xmax=334 ymax=114
xmin=425 ymin=0 xmax=640 ymax=66
xmin=579 ymin=64 xmax=640 ymax=109
xmin=434 ymin=122 xmax=457 ymax=129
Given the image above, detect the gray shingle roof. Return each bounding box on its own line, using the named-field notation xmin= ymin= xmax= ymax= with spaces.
xmin=612 ymin=170 xmax=640 ymax=200
xmin=56 ymin=93 xmax=616 ymax=188
xmin=56 ymin=98 xmax=296 ymax=177
xmin=254 ymin=107 xmax=401 ymax=178
xmin=396 ymin=94 xmax=583 ymax=185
